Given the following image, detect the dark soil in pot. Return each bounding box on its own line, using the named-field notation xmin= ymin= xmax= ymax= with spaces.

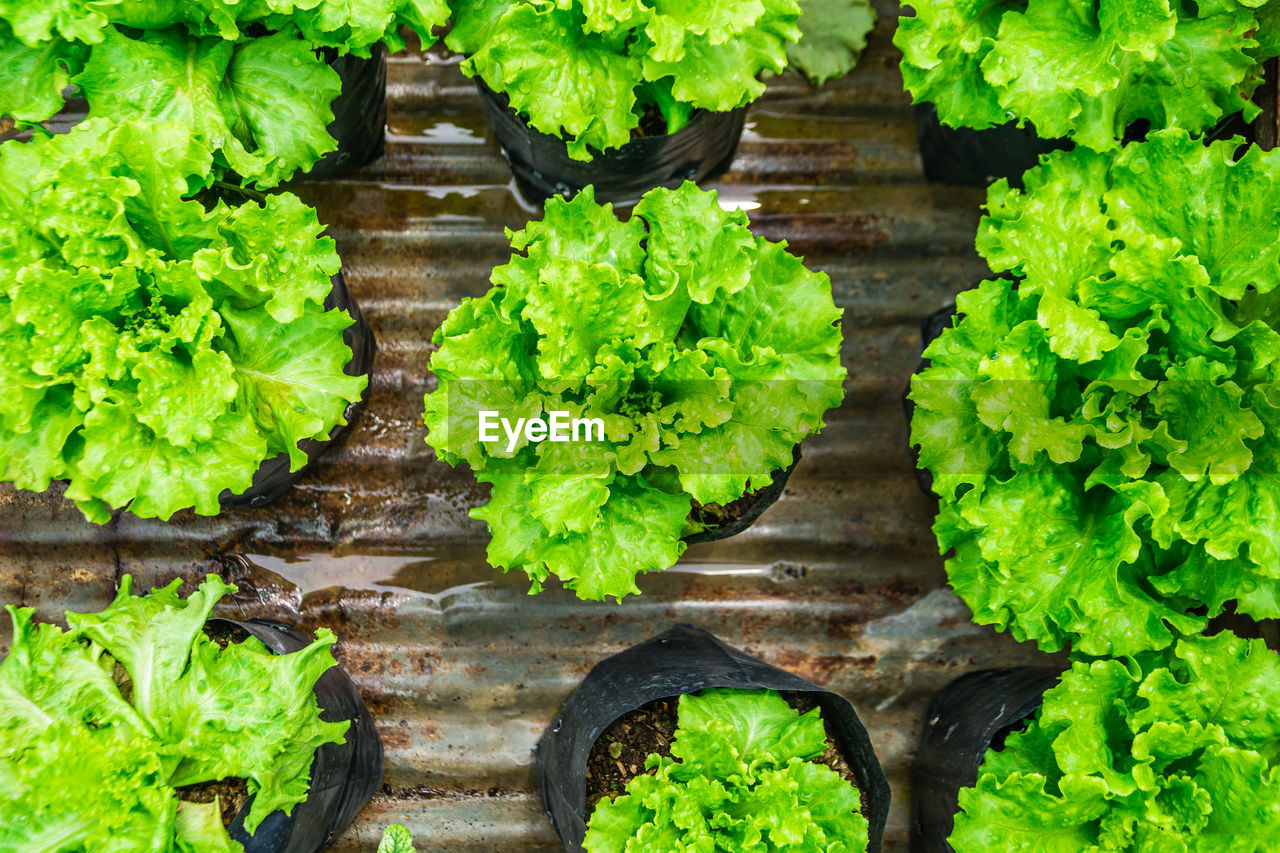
xmin=682 ymin=447 xmax=802 ymax=545
xmin=220 ymin=270 xmax=377 ymax=510
xmin=910 ymin=667 xmax=1062 ymax=853
xmin=302 ymin=44 xmax=388 ymax=181
xmin=536 ymin=624 xmax=891 ymax=853
xmin=476 ymin=80 xmax=749 ymax=206
xmin=177 ymin=778 xmax=252 ymax=829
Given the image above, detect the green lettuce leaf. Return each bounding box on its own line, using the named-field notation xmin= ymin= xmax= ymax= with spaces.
xmin=175 ymin=801 xmax=244 ymax=853
xmin=0 ymin=118 xmax=365 ymax=522
xmin=425 ymin=183 xmax=846 ymax=600
xmin=952 ymin=633 xmax=1280 ymax=851
xmin=461 ymin=4 xmax=645 ymax=160
xmin=451 ymin=0 xmax=801 ymax=156
xmin=787 ymin=0 xmax=876 ymax=85
xmin=378 ymin=825 xmax=418 ymax=853
xmin=1 ymin=574 xmax=344 ymax=852
xmin=66 ymin=575 xmax=234 ymax=723
xmin=155 ymin=631 xmax=349 ymax=832
xmin=912 ymin=131 xmax=1280 ymax=655
xmin=75 ymin=26 xmax=341 ymax=188
xmin=0 ymin=27 xmax=86 ymax=124
xmin=585 ymin=688 xmax=869 ymax=852
xmin=895 ymin=0 xmax=1277 ymax=149
xmin=0 ymin=722 xmax=184 ymax=852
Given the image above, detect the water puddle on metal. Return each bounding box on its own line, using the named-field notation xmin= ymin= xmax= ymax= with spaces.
xmin=241 ymin=549 xmax=516 ymax=603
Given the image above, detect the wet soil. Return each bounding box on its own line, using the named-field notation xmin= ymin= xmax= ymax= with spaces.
xmin=177 ymin=777 xmax=251 ymax=829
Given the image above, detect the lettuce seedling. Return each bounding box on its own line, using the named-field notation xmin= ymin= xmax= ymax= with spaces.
xmin=446 ymin=0 xmax=802 ymax=160
xmin=585 ymin=688 xmax=869 ymax=852
xmin=378 ymin=825 xmax=418 ymax=852
xmin=952 ymin=632 xmax=1280 ymax=849
xmin=0 ymin=574 xmax=347 ymax=851
xmin=0 ymin=0 xmax=449 ymax=185
xmin=0 ymin=118 xmax=367 ymax=523
xmin=423 ymin=182 xmax=846 ymax=600
xmin=910 ymin=131 xmax=1280 ymax=656
xmin=894 ymin=0 xmax=1279 ymax=151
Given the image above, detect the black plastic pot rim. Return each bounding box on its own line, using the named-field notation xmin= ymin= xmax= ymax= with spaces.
xmin=476 ymin=78 xmax=735 ymax=157
xmin=536 ymin=624 xmax=891 ymax=853
xmin=473 ymin=77 xmax=749 ymax=205
xmin=682 ymin=446 xmax=803 ymax=545
xmin=910 ymin=667 xmax=1062 ymax=853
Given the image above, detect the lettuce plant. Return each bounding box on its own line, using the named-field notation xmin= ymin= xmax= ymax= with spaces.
xmin=0 ymin=118 xmax=367 ymax=523
xmin=423 ymin=182 xmax=846 ymax=600
xmin=909 ymin=131 xmax=1280 ymax=656
xmin=585 ymin=688 xmax=869 ymax=852
xmin=0 ymin=0 xmax=449 ymax=185
xmin=0 ymin=574 xmax=347 ymax=851
xmin=445 ymin=0 xmax=803 ymax=160
xmin=952 ymin=632 xmax=1280 ymax=849
xmin=894 ymin=0 xmax=1280 ymax=151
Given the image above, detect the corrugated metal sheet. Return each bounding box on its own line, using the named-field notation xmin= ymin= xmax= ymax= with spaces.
xmin=0 ymin=5 xmax=1064 ymax=850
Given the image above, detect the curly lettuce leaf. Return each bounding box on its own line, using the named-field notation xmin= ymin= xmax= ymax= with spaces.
xmin=913 ymin=131 xmax=1280 ymax=655
xmin=585 ymin=688 xmax=869 ymax=852
xmin=157 ymin=631 xmax=349 ymax=833
xmin=462 ymin=4 xmax=644 ymax=160
xmin=74 ymin=27 xmax=341 ymax=188
xmin=0 ymin=606 xmax=145 ymax=741
xmin=1 ymin=575 xmax=341 ymax=852
xmin=896 ymin=0 xmax=1273 ymax=149
xmin=222 ymin=303 xmax=364 ymax=471
xmin=475 ymin=466 xmax=691 ymax=600
xmin=378 ymin=825 xmax=418 ymax=853
xmin=66 ymin=576 xmax=234 ymax=722
xmin=893 ymin=0 xmax=1016 ymax=129
xmin=425 ymin=183 xmax=846 ymax=600
xmin=0 ymin=27 xmax=85 ymax=124
xmin=0 ymin=118 xmax=364 ymax=522
xmin=640 ymin=0 xmax=799 ymax=114
xmin=787 ymin=0 xmax=876 ymax=85
xmin=952 ymin=633 xmax=1280 ymax=851
xmin=454 ymin=0 xmax=800 ymax=154
xmin=0 ymin=0 xmax=116 ymax=44
xmin=0 ymin=722 xmax=185 ymax=853
xmin=984 ymin=1 xmax=1260 ymax=151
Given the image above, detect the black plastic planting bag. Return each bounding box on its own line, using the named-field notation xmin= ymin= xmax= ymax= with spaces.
xmin=536 ymin=624 xmax=891 ymax=853
xmin=476 ymin=80 xmax=749 ymax=205
xmin=683 ymin=448 xmax=802 ymax=546
xmin=914 ymin=102 xmax=1068 ymax=188
xmin=221 ymin=271 xmax=377 ymax=509
xmin=910 ymin=667 xmax=1060 ymax=853
xmin=304 ymin=45 xmax=388 ymax=181
xmin=915 ymin=101 xmax=1257 ymax=188
xmin=210 ymin=618 xmax=384 ymax=853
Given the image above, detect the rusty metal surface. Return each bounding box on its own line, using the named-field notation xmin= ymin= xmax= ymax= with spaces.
xmin=0 ymin=5 xmax=1061 ymax=850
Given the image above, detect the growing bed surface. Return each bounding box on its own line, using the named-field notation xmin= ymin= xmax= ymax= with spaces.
xmin=0 ymin=4 xmax=1059 ymax=850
